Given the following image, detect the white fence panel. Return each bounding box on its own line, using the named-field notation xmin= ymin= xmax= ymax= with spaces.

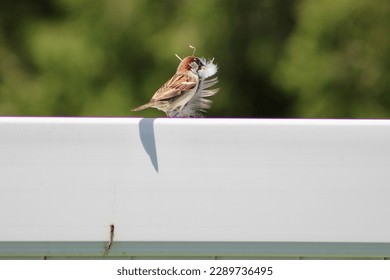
xmin=1 ymin=117 xmax=390 ymax=257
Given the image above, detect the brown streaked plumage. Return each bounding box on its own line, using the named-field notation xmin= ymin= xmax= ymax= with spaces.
xmin=132 ymin=54 xmax=218 ymax=117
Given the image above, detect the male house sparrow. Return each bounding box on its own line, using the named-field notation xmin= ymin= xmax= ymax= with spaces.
xmin=132 ymin=47 xmax=219 ymax=117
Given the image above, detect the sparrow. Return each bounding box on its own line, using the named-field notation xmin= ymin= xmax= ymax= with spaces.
xmin=132 ymin=47 xmax=218 ymax=117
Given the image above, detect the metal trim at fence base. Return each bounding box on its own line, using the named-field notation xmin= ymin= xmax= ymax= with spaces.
xmin=1 ymin=242 xmax=390 ymax=259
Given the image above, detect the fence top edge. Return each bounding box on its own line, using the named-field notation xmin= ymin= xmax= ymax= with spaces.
xmin=0 ymin=117 xmax=390 ymax=126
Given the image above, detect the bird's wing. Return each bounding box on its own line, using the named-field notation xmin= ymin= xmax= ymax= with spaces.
xmin=151 ymin=73 xmax=197 ymax=101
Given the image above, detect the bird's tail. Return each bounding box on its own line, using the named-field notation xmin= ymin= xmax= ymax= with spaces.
xmin=132 ymin=103 xmax=152 ymax=112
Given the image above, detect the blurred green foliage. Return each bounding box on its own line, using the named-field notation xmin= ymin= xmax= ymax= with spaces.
xmin=0 ymin=0 xmax=389 ymax=118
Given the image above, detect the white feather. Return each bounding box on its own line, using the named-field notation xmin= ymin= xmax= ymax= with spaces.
xmin=168 ymin=58 xmax=219 ymax=118
xmin=198 ymin=58 xmax=218 ymax=79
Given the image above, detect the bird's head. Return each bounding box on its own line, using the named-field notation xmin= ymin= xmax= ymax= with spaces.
xmin=176 ymin=56 xmax=205 ymax=75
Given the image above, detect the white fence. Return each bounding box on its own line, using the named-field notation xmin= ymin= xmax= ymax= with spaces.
xmin=1 ymin=117 xmax=390 ymax=258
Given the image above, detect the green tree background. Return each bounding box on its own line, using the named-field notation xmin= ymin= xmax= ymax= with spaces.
xmin=0 ymin=0 xmax=389 ymax=118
